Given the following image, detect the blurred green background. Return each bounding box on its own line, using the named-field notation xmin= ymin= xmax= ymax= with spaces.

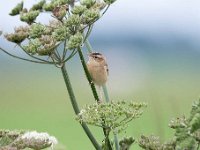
xmin=1 ymin=0 xmax=200 ymax=149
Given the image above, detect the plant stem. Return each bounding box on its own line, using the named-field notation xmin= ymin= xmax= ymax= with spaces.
xmin=102 ymin=85 xmax=109 ymax=103
xmin=60 ymin=64 xmax=101 ymax=150
xmin=77 ymin=47 xmax=113 ymax=150
xmin=77 ymin=47 xmax=100 ymax=102
xmin=85 ymin=39 xmax=93 ymax=53
xmin=84 ymin=40 xmax=120 ymax=150
xmin=0 ymin=47 xmax=52 ymax=64
xmin=103 ymin=84 xmax=120 ymax=150
xmin=114 ymin=132 xmax=120 ymax=150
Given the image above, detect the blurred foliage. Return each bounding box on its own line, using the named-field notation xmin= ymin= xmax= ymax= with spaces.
xmin=139 ymin=99 xmax=200 ymax=150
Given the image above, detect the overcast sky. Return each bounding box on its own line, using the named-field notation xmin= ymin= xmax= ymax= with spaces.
xmin=0 ymin=0 xmax=200 ymax=41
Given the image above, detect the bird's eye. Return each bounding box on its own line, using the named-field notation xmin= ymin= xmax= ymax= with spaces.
xmin=94 ymin=56 xmax=98 ymax=59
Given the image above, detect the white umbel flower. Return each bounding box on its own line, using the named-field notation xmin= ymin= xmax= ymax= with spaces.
xmin=15 ymin=131 xmax=58 ymax=150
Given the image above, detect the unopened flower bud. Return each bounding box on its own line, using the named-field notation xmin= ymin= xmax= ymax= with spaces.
xmin=80 ymin=0 xmax=96 ymax=8
xmin=52 ymin=26 xmax=70 ymax=41
xmin=65 ymin=15 xmax=81 ymax=27
xmin=71 ymin=5 xmax=87 ymax=15
xmin=43 ymin=3 xmax=55 ymax=11
xmin=29 ymin=23 xmax=45 ymax=38
xmin=37 ymin=35 xmax=57 ymax=55
xmin=23 ymin=39 xmax=41 ymax=54
xmin=92 ymin=1 xmax=106 ymax=10
xmin=82 ymin=9 xmax=100 ymax=24
xmin=68 ymin=33 xmax=83 ymax=49
xmin=5 ymin=26 xmax=29 ymax=43
xmin=20 ymin=10 xmax=40 ymax=24
xmin=9 ymin=1 xmax=23 ymax=16
xmin=30 ymin=0 xmax=46 ymax=11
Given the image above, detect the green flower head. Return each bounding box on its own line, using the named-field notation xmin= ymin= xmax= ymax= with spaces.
xmin=80 ymin=0 xmax=96 ymax=8
xmin=23 ymin=39 xmax=41 ymax=55
xmin=20 ymin=10 xmax=40 ymax=24
xmin=4 ymin=26 xmax=29 ymax=44
xmin=82 ymin=9 xmax=100 ymax=24
xmin=67 ymin=33 xmax=83 ymax=50
xmin=30 ymin=0 xmax=46 ymax=11
xmin=9 ymin=1 xmax=23 ymax=16
xmin=29 ymin=23 xmax=45 ymax=38
xmin=52 ymin=26 xmax=70 ymax=41
xmin=37 ymin=35 xmax=57 ymax=55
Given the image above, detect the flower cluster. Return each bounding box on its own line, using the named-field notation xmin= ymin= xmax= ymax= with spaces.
xmin=13 ymin=131 xmax=58 ymax=149
xmin=5 ymin=0 xmax=114 ymax=58
xmin=76 ymin=101 xmax=147 ymax=133
xmin=139 ymin=99 xmax=200 ymax=150
xmin=0 ymin=130 xmax=24 ymax=147
xmin=4 ymin=26 xmax=29 ymax=44
xmin=119 ymin=136 xmax=135 ymax=150
xmin=0 ymin=130 xmax=58 ymax=150
xmin=139 ymin=135 xmax=162 ymax=150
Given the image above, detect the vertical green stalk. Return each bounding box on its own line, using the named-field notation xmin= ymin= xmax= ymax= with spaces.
xmin=85 ymin=39 xmax=93 ymax=53
xmin=114 ymin=132 xmax=120 ymax=150
xmin=84 ymin=40 xmax=120 ymax=150
xmin=77 ymin=47 xmax=100 ymax=102
xmin=61 ymin=64 xmax=101 ymax=150
xmin=77 ymin=47 xmax=113 ymax=150
xmin=103 ymin=84 xmax=120 ymax=150
xmin=102 ymin=85 xmax=109 ymax=103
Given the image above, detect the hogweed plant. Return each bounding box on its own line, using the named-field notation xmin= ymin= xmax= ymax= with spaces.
xmin=0 ymin=0 xmax=147 ymax=149
xmin=1 ymin=1 xmax=199 ymax=150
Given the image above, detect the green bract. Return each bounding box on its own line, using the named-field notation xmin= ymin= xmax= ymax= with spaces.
xmin=20 ymin=10 xmax=40 ymax=24
xmin=9 ymin=1 xmax=23 ymax=16
xmin=68 ymin=33 xmax=83 ymax=50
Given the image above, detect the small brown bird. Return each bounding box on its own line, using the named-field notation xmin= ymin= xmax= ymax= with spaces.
xmin=87 ymin=52 xmax=109 ymax=100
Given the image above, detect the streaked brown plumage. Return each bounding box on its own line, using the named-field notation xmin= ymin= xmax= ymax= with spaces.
xmin=87 ymin=52 xmax=108 ymax=86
